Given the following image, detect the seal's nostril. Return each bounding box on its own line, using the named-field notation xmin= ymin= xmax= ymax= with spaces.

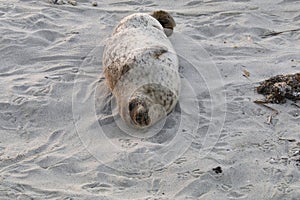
xmin=136 ymin=112 xmax=142 ymax=121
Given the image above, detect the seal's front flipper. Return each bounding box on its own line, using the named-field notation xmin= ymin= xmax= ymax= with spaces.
xmin=140 ymin=45 xmax=168 ymax=59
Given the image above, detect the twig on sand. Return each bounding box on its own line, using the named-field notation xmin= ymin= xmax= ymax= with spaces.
xmin=261 ymin=28 xmax=300 ymax=38
xmin=254 ymin=100 xmax=279 ymax=124
xmin=291 ymin=103 xmax=300 ymax=109
xmin=278 ymin=137 xmax=296 ymax=142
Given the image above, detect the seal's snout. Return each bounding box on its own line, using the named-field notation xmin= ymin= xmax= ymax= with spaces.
xmin=129 ymin=99 xmax=151 ymax=127
xmin=135 ymin=106 xmax=150 ymax=127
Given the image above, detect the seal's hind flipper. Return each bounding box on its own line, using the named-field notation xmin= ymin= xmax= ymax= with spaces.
xmin=150 ymin=10 xmax=176 ymax=37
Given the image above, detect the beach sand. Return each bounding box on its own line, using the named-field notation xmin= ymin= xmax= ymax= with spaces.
xmin=0 ymin=0 xmax=299 ymax=199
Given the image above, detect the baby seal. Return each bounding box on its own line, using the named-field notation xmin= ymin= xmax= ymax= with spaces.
xmin=102 ymin=10 xmax=180 ymax=128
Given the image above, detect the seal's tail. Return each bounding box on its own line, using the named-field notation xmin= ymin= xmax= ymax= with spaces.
xmin=150 ymin=10 xmax=176 ymax=37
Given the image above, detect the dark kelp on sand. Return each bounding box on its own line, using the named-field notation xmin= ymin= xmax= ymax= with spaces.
xmin=257 ymin=73 xmax=300 ymax=104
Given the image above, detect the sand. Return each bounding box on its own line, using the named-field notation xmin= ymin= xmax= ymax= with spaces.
xmin=0 ymin=0 xmax=300 ymax=199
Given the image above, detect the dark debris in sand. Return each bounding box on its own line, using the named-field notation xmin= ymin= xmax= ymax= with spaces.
xmin=257 ymin=73 xmax=300 ymax=104
xmin=212 ymin=166 xmax=222 ymax=174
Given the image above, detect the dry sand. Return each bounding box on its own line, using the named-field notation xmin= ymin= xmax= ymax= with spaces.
xmin=0 ymin=0 xmax=300 ymax=199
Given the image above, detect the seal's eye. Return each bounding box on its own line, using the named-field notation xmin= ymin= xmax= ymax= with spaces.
xmin=129 ymin=101 xmax=136 ymax=112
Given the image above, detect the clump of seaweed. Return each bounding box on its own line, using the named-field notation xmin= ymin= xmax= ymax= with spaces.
xmin=257 ymin=73 xmax=300 ymax=104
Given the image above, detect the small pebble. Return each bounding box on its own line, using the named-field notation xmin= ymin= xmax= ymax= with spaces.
xmin=68 ymin=0 xmax=77 ymax=6
xmin=51 ymin=0 xmax=65 ymax=4
xmin=92 ymin=1 xmax=98 ymax=6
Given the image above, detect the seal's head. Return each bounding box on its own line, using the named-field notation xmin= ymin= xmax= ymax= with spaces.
xmin=150 ymin=10 xmax=176 ymax=37
xmin=128 ymin=96 xmax=150 ymax=127
xmin=128 ymin=93 xmax=166 ymax=128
